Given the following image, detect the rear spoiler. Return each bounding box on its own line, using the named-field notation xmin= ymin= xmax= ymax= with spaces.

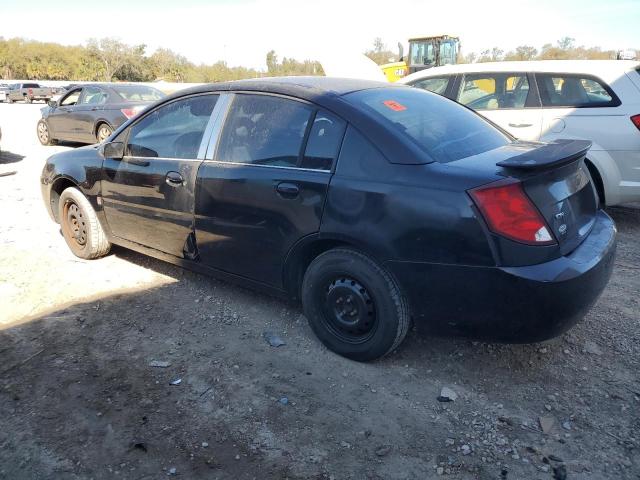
xmin=497 ymin=139 xmax=592 ymax=170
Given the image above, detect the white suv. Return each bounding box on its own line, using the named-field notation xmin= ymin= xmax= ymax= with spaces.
xmin=400 ymin=60 xmax=640 ymax=205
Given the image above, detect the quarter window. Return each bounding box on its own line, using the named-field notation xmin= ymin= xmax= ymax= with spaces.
xmin=127 ymin=94 xmax=218 ymax=159
xmin=410 ymin=77 xmax=450 ymax=95
xmin=217 ymin=94 xmax=314 ymax=167
xmin=458 ymin=73 xmax=530 ymax=110
xmin=301 ymin=111 xmax=346 ymax=170
xmin=536 ymin=74 xmax=619 ymax=107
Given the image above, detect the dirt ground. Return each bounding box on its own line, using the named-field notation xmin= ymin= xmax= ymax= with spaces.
xmin=0 ymin=102 xmax=638 ymax=480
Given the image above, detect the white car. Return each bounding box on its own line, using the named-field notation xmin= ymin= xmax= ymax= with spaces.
xmin=400 ymin=60 xmax=640 ymax=205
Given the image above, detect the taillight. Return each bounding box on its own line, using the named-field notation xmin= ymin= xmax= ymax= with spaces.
xmin=469 ymin=180 xmax=555 ymax=245
xmin=631 ymin=114 xmax=640 ymax=131
xmin=121 ymin=106 xmax=144 ymax=119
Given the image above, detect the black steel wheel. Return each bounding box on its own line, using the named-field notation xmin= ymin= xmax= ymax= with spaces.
xmin=58 ymin=187 xmax=111 ymax=259
xmin=302 ymin=248 xmax=410 ymax=361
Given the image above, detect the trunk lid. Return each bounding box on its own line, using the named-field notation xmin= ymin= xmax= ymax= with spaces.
xmin=453 ymin=140 xmax=598 ymax=255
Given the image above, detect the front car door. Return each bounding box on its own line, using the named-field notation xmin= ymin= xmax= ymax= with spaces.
xmin=101 ymin=93 xmax=219 ymax=257
xmin=195 ymin=93 xmax=346 ymax=288
xmin=47 ymin=87 xmax=83 ymax=140
xmin=456 ymin=72 xmax=543 ymax=140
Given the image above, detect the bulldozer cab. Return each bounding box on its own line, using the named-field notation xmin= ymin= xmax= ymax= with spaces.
xmin=407 ymin=35 xmax=459 ymax=73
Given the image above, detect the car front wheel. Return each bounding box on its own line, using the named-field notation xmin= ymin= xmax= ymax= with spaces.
xmin=59 ymin=187 xmax=111 ymax=259
xmin=37 ymin=120 xmax=57 ymax=146
xmin=301 ymin=248 xmax=410 ymax=361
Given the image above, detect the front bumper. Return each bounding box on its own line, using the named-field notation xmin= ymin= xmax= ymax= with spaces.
xmin=386 ymin=210 xmax=616 ymax=342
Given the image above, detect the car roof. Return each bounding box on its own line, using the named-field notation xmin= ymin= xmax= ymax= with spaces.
xmin=400 ymin=60 xmax=640 ymax=83
xmin=167 ymin=76 xmax=404 ymax=103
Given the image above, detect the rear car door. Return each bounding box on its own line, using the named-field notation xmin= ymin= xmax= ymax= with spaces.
xmin=456 ymin=72 xmax=543 ymax=140
xmin=101 ymin=93 xmax=219 ymax=257
xmin=73 ymin=86 xmax=109 ymax=142
xmin=195 ymin=93 xmax=346 ymax=288
xmin=47 ymin=87 xmax=84 ymax=140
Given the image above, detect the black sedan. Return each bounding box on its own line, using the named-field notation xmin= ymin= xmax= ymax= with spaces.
xmin=40 ymin=77 xmax=616 ymax=361
xmin=37 ymin=84 xmax=165 ymax=145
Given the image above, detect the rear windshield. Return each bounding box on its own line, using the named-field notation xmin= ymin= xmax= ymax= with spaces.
xmin=345 ymin=87 xmax=511 ymax=163
xmin=113 ymin=85 xmax=165 ymax=102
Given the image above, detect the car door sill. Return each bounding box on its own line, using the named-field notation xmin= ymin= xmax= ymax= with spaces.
xmin=110 ymin=236 xmax=289 ymax=300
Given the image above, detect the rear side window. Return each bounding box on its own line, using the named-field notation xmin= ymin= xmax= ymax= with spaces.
xmin=217 ymin=94 xmax=314 ymax=168
xmin=113 ymin=85 xmax=164 ymax=102
xmin=409 ymin=77 xmax=450 ymax=96
xmin=127 ymin=94 xmax=218 ymax=159
xmin=22 ymin=83 xmax=40 ymax=88
xmin=458 ymin=73 xmax=530 ymax=110
xmin=345 ymin=87 xmax=510 ymax=163
xmin=536 ymin=74 xmax=620 ymax=107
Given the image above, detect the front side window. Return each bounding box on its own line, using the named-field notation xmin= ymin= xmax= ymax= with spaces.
xmin=458 ymin=73 xmax=530 ymax=110
xmin=410 ymin=77 xmax=450 ymax=96
xmin=536 ymin=74 xmax=619 ymax=107
xmin=217 ymin=94 xmax=314 ymax=167
xmin=127 ymin=94 xmax=218 ymax=159
xmin=60 ymin=89 xmax=82 ymax=106
xmin=345 ymin=87 xmax=511 ymax=163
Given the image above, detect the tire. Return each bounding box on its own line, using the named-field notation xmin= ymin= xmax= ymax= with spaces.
xmin=96 ymin=123 xmax=113 ymax=143
xmin=24 ymin=96 xmax=31 ymax=104
xmin=37 ymin=120 xmax=57 ymax=146
xmin=301 ymin=248 xmax=410 ymax=361
xmin=58 ymin=187 xmax=111 ymax=259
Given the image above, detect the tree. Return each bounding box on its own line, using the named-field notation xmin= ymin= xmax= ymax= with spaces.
xmin=365 ymin=37 xmax=397 ymax=65
xmin=505 ymin=45 xmax=538 ymax=61
xmin=87 ymin=38 xmax=146 ymax=81
xmin=478 ymin=47 xmax=504 ymax=63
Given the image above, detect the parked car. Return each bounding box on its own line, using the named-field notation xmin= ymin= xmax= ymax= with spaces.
xmin=0 ymin=84 xmax=9 ymax=103
xmin=37 ymin=84 xmax=165 ymax=145
xmin=399 ymin=60 xmax=640 ymax=206
xmin=40 ymin=77 xmax=616 ymax=361
xmin=6 ymin=82 xmax=55 ymax=103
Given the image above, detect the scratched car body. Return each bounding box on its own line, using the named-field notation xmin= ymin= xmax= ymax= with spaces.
xmin=40 ymin=77 xmax=616 ymax=361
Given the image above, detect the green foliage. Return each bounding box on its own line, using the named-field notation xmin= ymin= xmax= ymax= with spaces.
xmin=0 ymin=37 xmax=323 ymax=82
xmin=365 ymin=37 xmax=398 ymax=65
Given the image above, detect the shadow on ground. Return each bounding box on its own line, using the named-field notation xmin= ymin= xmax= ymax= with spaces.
xmin=0 ymin=150 xmax=25 ymax=165
xmin=0 ymin=206 xmax=638 ymax=479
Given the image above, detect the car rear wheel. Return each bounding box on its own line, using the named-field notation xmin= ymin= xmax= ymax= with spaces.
xmin=301 ymin=248 xmax=410 ymax=361
xmin=59 ymin=187 xmax=111 ymax=259
xmin=96 ymin=123 xmax=113 ymax=143
xmin=37 ymin=120 xmax=57 ymax=146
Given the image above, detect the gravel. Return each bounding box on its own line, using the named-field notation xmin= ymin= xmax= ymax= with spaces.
xmin=0 ymin=103 xmax=638 ymax=479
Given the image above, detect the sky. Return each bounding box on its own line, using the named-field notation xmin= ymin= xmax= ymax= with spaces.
xmin=0 ymin=0 xmax=638 ymax=69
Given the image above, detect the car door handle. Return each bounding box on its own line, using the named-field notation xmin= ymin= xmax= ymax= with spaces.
xmin=508 ymin=123 xmax=533 ymax=128
xmin=165 ymin=171 xmax=184 ymax=187
xmin=276 ymin=182 xmax=299 ymax=198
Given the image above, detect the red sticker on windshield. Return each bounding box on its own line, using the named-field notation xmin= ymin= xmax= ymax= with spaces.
xmin=383 ymin=100 xmax=407 ymax=111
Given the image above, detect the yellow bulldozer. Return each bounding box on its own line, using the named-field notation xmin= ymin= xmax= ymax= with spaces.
xmin=381 ymin=35 xmax=460 ymax=82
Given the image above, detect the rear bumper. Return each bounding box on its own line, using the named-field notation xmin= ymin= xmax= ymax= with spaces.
xmin=386 ymin=210 xmax=616 ymax=342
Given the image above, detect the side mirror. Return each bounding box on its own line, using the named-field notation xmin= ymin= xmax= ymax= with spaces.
xmin=48 ymin=100 xmax=57 ymax=108
xmin=99 ymin=141 xmax=125 ymax=159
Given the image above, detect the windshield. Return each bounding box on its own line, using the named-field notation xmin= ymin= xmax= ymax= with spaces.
xmin=345 ymin=87 xmax=511 ymax=163
xmin=113 ymin=85 xmax=165 ymax=102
